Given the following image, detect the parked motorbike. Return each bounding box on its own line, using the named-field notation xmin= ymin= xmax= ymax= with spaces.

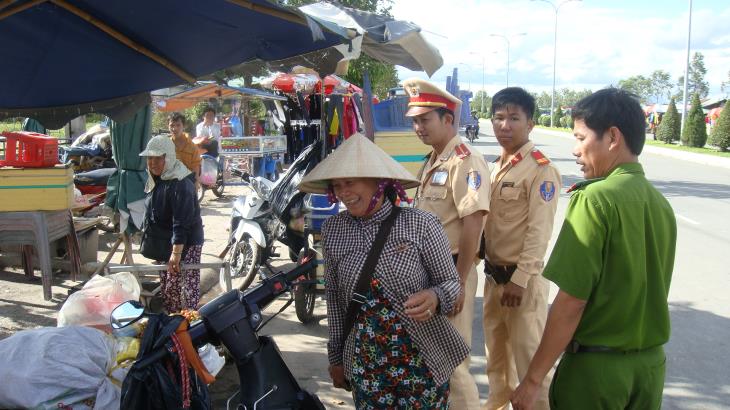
xmin=112 ymin=254 xmax=324 ymax=409
xmin=224 ymin=141 xmax=322 ymax=291
xmin=464 ymin=111 xmax=480 ymax=143
xmin=198 ymin=154 xmax=225 ymax=202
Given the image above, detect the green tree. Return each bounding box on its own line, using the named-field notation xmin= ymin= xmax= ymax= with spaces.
xmin=676 ymin=52 xmax=710 ymax=99
xmin=471 ymin=90 xmax=491 ymax=116
xmin=650 ymin=70 xmax=672 ymax=103
xmin=552 ymin=105 xmax=563 ymax=128
xmin=656 ymin=97 xmax=680 ymax=144
xmin=539 ymin=115 xmax=550 ymax=127
xmin=534 ymin=91 xmax=551 ymax=112
xmin=532 ymin=103 xmax=541 ymax=123
xmin=559 ymin=88 xmax=592 ymax=107
xmin=618 ymin=75 xmax=652 ymax=103
xmin=681 ymin=93 xmax=708 ymax=147
xmin=709 ymin=106 xmax=730 ymax=151
xmin=284 ymin=0 xmax=398 ymax=99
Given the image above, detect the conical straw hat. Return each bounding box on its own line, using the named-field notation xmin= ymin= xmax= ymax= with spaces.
xmin=299 ymin=133 xmax=420 ymax=194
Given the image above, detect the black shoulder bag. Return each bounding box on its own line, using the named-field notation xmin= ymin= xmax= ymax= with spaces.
xmin=341 ymin=206 xmax=401 ymax=346
xmin=140 ymin=202 xmax=173 ymax=262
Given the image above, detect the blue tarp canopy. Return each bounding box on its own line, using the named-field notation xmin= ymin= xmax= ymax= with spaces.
xmin=0 ymin=0 xmax=346 ymax=128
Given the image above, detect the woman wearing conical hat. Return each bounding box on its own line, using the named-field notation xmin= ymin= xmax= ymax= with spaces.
xmin=300 ymin=134 xmax=469 ymax=408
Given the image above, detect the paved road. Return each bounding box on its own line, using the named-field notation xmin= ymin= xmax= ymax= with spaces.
xmin=205 ymin=127 xmax=730 ymax=408
xmin=467 ymin=125 xmax=730 ymax=409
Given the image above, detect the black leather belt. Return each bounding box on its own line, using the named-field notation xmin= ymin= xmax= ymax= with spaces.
xmin=484 ymin=260 xmax=517 ymax=285
xmin=566 ymin=340 xmax=643 ymax=354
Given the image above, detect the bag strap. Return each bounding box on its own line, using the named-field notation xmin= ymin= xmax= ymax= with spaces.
xmin=341 ymin=206 xmax=401 ymax=346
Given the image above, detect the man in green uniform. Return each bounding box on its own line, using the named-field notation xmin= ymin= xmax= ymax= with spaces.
xmin=511 ymin=88 xmax=677 ymax=410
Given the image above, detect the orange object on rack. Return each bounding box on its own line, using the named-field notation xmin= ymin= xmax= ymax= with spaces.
xmin=0 ymin=131 xmax=59 ymax=168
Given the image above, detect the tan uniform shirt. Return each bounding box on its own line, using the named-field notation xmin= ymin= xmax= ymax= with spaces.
xmin=416 ymin=136 xmax=491 ymax=254
xmin=484 ymin=141 xmax=561 ymax=288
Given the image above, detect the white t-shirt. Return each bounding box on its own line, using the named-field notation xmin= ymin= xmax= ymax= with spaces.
xmin=196 ymin=121 xmax=221 ymax=149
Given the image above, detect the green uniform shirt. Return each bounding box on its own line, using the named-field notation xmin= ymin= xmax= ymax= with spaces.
xmin=544 ymin=163 xmax=676 ymax=350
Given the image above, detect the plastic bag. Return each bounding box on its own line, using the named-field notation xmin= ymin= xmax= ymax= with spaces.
xmin=58 ymin=272 xmax=141 ymax=328
xmin=0 ymin=326 xmax=120 ymax=409
xmin=121 ymin=314 xmax=211 ymax=409
xmin=200 ymin=157 xmax=218 ymax=185
xmin=114 ymin=336 xmax=141 ymax=364
xmin=198 ymin=344 xmax=226 ymax=377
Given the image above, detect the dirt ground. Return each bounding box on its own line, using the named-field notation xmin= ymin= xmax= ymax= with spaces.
xmin=0 ymin=185 xmax=353 ymax=408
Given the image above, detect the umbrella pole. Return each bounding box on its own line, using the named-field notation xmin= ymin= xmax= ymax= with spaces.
xmin=321 ymin=85 xmax=326 ymax=159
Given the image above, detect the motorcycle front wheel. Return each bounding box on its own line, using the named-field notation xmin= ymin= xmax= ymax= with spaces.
xmin=222 ymin=234 xmax=260 ymax=291
xmin=294 ymin=249 xmax=317 ymax=323
xmin=211 ymin=174 xmax=225 ymax=198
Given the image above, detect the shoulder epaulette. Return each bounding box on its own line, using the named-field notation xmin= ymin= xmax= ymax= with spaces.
xmin=566 ymin=178 xmax=604 ymax=193
xmin=530 ymin=149 xmax=550 ymax=166
xmin=510 ymin=152 xmax=523 ymax=166
xmin=454 ymin=143 xmax=471 ymax=159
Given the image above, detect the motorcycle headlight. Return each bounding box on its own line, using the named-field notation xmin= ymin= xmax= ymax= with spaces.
xmin=259 ymin=181 xmax=272 ymax=199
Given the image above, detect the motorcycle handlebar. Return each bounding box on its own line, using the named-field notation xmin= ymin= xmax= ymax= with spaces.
xmin=190 ymin=255 xmax=316 ymax=346
xmin=239 ymin=256 xmax=317 ymax=312
xmin=137 ymin=257 xmax=317 ymax=366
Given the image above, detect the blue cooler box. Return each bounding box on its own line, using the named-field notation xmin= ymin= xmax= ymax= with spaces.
xmin=305 ymin=194 xmax=339 ymax=232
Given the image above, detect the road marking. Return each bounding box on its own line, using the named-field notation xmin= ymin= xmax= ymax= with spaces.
xmin=675 ymin=213 xmax=700 ymax=225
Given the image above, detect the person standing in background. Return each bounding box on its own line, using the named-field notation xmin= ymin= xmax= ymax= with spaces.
xmin=511 ymin=88 xmax=676 ymax=410
xmin=404 ymin=77 xmax=490 ymax=410
xmin=481 ymin=87 xmax=562 ymax=410
xmin=167 ymin=112 xmax=200 ymax=188
xmin=195 ymin=106 xmax=221 ymax=157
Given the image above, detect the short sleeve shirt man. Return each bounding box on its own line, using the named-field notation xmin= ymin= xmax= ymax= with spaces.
xmin=484 ymin=141 xmax=562 ymax=288
xmin=170 ymin=133 xmax=201 ymax=174
xmin=543 ymin=163 xmax=677 ymax=350
xmin=415 ymin=136 xmax=491 ymax=254
xmin=196 ymin=122 xmax=221 ymax=145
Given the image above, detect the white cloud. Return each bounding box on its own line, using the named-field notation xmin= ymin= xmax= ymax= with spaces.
xmin=391 ymin=0 xmax=730 ymax=96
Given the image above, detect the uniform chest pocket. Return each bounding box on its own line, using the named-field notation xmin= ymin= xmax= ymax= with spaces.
xmin=498 ymin=186 xmax=526 ymax=221
xmin=422 ymin=185 xmax=448 ymax=200
xmin=499 ymin=186 xmax=521 ymax=201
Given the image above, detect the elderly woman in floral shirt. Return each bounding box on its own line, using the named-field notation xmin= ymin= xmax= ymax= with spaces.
xmin=299 ymin=134 xmax=469 ymax=409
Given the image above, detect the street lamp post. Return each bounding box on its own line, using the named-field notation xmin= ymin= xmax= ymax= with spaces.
xmin=531 ymin=0 xmax=581 ymax=127
xmin=680 ymin=0 xmax=693 ymax=134
xmin=489 ymin=33 xmax=526 ymax=87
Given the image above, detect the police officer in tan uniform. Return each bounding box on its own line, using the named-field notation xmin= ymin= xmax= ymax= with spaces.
xmin=482 ymin=87 xmax=561 ymax=410
xmin=404 ymin=78 xmax=490 ymax=410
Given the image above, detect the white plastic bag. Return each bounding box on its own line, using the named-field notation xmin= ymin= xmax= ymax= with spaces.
xmin=58 ymin=272 xmax=141 ymax=328
xmin=0 ymin=326 xmax=120 ymax=409
xmin=200 ymin=157 xmax=218 ymax=185
xmin=198 ymin=343 xmax=226 ymax=377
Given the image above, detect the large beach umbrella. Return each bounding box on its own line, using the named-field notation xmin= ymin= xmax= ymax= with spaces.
xmin=207 ymin=1 xmax=444 ymax=78
xmin=0 ymin=0 xmax=348 ymax=128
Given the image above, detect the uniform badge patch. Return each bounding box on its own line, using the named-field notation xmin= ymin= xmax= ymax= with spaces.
xmin=431 ymin=170 xmax=448 ymax=186
xmin=467 ymin=171 xmax=482 ymax=190
xmin=540 ymin=181 xmax=556 ymax=202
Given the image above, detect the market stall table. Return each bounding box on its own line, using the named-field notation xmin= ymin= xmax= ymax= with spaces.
xmin=0 ymin=210 xmax=80 ymax=300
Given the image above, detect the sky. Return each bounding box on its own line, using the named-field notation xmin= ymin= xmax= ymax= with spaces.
xmin=390 ymin=0 xmax=730 ymax=98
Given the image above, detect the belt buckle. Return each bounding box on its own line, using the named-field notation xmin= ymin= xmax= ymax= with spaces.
xmin=352 ymin=292 xmax=367 ymax=304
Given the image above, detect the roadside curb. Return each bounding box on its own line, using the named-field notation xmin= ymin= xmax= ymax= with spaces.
xmin=535 ymin=127 xmax=730 ymax=170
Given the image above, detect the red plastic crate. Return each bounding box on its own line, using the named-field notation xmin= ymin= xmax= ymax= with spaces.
xmin=0 ymin=131 xmax=59 ymax=168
